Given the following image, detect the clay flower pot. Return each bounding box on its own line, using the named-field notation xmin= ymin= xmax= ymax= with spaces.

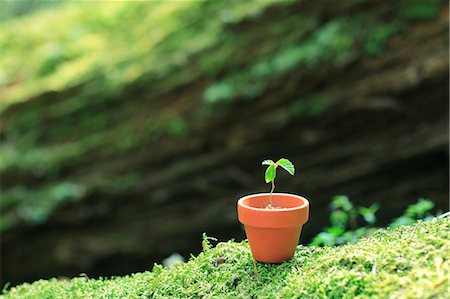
xmin=237 ymin=193 xmax=309 ymax=263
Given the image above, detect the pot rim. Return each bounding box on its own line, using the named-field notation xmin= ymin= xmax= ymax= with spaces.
xmin=237 ymin=192 xmax=309 ymax=212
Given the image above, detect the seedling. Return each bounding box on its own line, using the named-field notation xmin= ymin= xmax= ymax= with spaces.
xmin=262 ymin=158 xmax=295 ymax=208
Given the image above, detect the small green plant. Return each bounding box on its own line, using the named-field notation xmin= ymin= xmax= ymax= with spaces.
xmin=262 ymin=158 xmax=295 ymax=208
xmin=310 ymin=195 xmax=379 ymax=246
xmin=311 ymin=196 xmax=437 ymax=246
xmin=389 ymin=198 xmax=434 ymax=228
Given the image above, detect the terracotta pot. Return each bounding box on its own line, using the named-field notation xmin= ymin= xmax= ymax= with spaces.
xmin=237 ymin=193 xmax=309 ymax=263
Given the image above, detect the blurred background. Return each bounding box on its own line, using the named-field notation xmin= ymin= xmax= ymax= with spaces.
xmin=0 ymin=0 xmax=448 ymax=287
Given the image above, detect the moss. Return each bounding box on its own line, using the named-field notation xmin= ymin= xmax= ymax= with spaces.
xmin=0 ymin=182 xmax=86 ymax=231
xmin=365 ymin=0 xmax=447 ymax=56
xmin=1 ymin=111 xmax=186 ymax=175
xmin=1 ymin=0 xmax=447 ymax=231
xmin=203 ymin=17 xmax=356 ymax=104
xmin=289 ymin=93 xmax=335 ymax=117
xmin=399 ymin=0 xmax=445 ymax=20
xmin=0 ymin=0 xmax=283 ymax=187
xmin=0 ymin=169 xmax=144 ymax=232
xmin=364 ymin=24 xmax=400 ymax=56
xmin=3 ymin=217 xmax=449 ymax=298
xmin=203 ymin=3 xmax=441 ymax=105
xmin=0 ymin=0 xmax=280 ymax=108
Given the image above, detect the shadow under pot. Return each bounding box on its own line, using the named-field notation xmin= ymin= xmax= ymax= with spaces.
xmin=237 ymin=193 xmax=310 ymax=263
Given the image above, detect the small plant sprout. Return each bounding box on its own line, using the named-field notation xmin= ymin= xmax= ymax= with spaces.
xmin=262 ymin=158 xmax=295 ymax=208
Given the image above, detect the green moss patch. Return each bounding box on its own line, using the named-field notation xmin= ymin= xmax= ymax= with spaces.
xmin=3 ymin=217 xmax=449 ymax=298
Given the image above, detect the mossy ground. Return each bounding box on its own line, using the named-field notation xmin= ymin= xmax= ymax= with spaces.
xmin=3 ymin=217 xmax=449 ymax=298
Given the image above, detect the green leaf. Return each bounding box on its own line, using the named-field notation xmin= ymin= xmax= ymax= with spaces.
xmin=262 ymin=159 xmax=274 ymax=166
xmin=331 ymin=195 xmax=353 ymax=211
xmin=330 ymin=210 xmax=348 ymax=228
xmin=276 ymin=158 xmax=295 ymax=175
xmin=358 ymin=203 xmax=379 ymax=224
xmin=326 ymin=226 xmax=345 ymax=237
xmin=265 ymin=164 xmax=276 ymax=183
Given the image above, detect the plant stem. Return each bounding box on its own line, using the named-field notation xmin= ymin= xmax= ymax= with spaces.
xmin=252 ymin=258 xmax=259 ymax=278
xmin=269 ymin=180 xmax=275 ymax=207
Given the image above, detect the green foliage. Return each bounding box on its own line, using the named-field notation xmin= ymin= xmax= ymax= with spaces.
xmin=0 ymin=0 xmax=69 ymax=21
xmin=311 ymin=196 xmax=436 ymax=246
xmin=365 ymin=24 xmax=399 ymax=56
xmin=1 ymin=1 xmax=283 ymax=108
xmin=0 ymin=172 xmax=141 ymax=232
xmin=261 ymin=159 xmax=274 ymax=166
xmin=203 ymin=17 xmax=358 ymax=105
xmin=311 ymin=195 xmax=378 ymax=246
xmin=264 ymin=164 xmax=277 ymax=184
xmin=202 ymin=0 xmax=448 ymax=106
xmin=3 ymin=218 xmax=449 ymax=298
xmin=203 ymin=83 xmax=235 ymax=104
xmin=1 ymin=0 xmax=446 ymax=233
xmin=277 ymin=158 xmax=295 ymax=176
xmin=202 ymin=233 xmax=218 ymax=251
xmin=0 ymin=182 xmax=86 ymax=231
xmin=399 ymin=0 xmax=444 ymax=20
xmin=262 ymin=158 xmax=295 ymax=184
xmin=165 ymin=116 xmax=189 ymax=138
xmin=0 ymin=0 xmax=283 ymax=189
xmin=390 ymin=198 xmax=434 ymax=228
xmin=289 ymin=93 xmax=335 ymax=117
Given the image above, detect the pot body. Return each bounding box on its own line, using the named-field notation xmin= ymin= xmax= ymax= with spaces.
xmin=237 ymin=193 xmax=309 ymax=263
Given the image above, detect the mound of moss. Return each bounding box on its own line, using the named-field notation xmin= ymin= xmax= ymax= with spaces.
xmin=2 ymin=217 xmax=449 ymax=298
